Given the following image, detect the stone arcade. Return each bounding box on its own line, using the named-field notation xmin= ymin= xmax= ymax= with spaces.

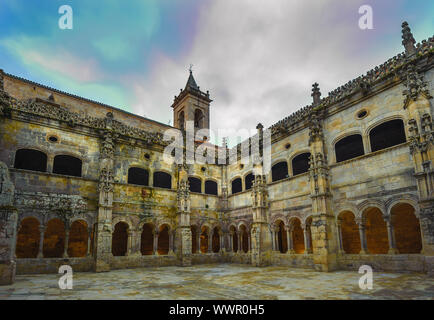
xmin=0 ymin=22 xmax=433 ymax=285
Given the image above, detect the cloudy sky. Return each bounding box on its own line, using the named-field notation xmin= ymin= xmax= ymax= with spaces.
xmin=0 ymin=0 xmax=433 ymax=145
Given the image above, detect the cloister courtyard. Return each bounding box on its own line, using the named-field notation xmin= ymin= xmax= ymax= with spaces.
xmin=0 ymin=264 xmax=433 ymax=300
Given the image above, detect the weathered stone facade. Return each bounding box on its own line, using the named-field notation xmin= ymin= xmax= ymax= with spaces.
xmin=0 ymin=22 xmax=433 ymax=284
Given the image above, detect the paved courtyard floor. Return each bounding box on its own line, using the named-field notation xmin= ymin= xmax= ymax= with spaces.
xmin=0 ymin=264 xmax=433 ymax=300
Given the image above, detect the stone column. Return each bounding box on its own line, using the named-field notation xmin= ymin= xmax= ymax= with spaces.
xmin=37 ymin=224 xmax=45 ymax=258
xmin=270 ymin=229 xmax=276 ymax=251
xmin=219 ymin=231 xmax=224 ymax=253
xmin=169 ymin=230 xmax=175 ymax=255
xmin=288 ymin=226 xmax=295 ymax=254
xmin=208 ymin=230 xmax=212 ymax=253
xmin=153 ymin=229 xmax=158 ymax=255
xmin=238 ymin=231 xmax=242 ymax=253
xmin=285 ymin=226 xmax=291 ymax=254
xmin=126 ymin=230 xmax=133 ymax=256
xmin=197 ymin=231 xmax=201 ymax=254
xmin=229 ymin=232 xmax=233 ymax=252
xmin=302 ymin=224 xmax=309 ymax=255
xmin=87 ymin=227 xmax=92 ymax=256
xmin=306 ymin=225 xmax=313 ymax=253
xmin=63 ymin=224 xmax=70 ymax=258
xmin=357 ymin=220 xmax=368 ymax=254
xmin=247 ymin=233 xmax=251 ymax=253
xmin=336 ymin=220 xmax=344 ymax=254
xmin=384 ymin=216 xmax=398 ymax=254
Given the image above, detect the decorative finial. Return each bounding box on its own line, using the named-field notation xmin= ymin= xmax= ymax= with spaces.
xmin=256 ymin=123 xmax=263 ymax=130
xmin=402 ymin=21 xmax=416 ymax=55
xmin=189 ymin=64 xmax=194 ymax=74
xmin=311 ymin=82 xmax=321 ymax=105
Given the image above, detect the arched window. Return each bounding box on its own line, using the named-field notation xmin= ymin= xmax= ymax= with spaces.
xmin=205 ymin=180 xmax=218 ymax=195
xmin=153 ymin=171 xmax=172 ymax=189
xmin=178 ymin=111 xmax=185 ymax=131
xmin=277 ymin=221 xmax=287 ymax=253
xmin=67 ymin=220 xmax=88 ymax=257
xmin=53 ymin=155 xmax=82 ymax=177
xmin=364 ymin=207 xmax=389 ymax=254
xmin=272 ymin=161 xmax=288 ymax=182
xmin=16 ymin=217 xmax=40 ymax=258
xmin=194 ymin=109 xmax=204 ymax=128
xmin=369 ymin=119 xmax=406 ymax=152
xmin=245 ymin=173 xmax=254 ymax=190
xmin=128 ymin=167 xmax=149 ymax=186
xmin=212 ymin=227 xmax=220 ymax=253
xmin=188 ymin=177 xmax=202 ymax=193
xmin=231 ymin=178 xmax=242 ymax=194
xmin=141 ymin=223 xmax=154 ymax=255
xmin=14 ymin=149 xmax=47 ymax=172
xmin=335 ymin=135 xmax=364 ymax=162
xmin=291 ymin=218 xmax=305 ymax=254
xmin=112 ymin=222 xmax=128 ymax=256
xmin=391 ymin=203 xmax=422 ymax=254
xmin=292 ymin=153 xmax=311 ymax=176
xmin=43 ymin=219 xmax=65 ymax=258
xmin=200 ymin=226 xmax=209 ymax=253
xmin=158 ymin=225 xmax=170 ymax=255
xmin=339 ymin=211 xmax=361 ymax=254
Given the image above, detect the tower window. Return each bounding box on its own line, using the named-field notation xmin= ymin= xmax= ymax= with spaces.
xmin=194 ymin=109 xmax=204 ymax=128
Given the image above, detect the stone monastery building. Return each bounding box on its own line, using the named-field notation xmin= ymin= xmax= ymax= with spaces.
xmin=0 ymin=22 xmax=433 ymax=285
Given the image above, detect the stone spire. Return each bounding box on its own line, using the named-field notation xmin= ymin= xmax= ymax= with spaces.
xmin=402 ymin=21 xmax=416 ymax=56
xmin=311 ymin=83 xmax=321 ymax=106
xmin=185 ymin=70 xmax=199 ymax=91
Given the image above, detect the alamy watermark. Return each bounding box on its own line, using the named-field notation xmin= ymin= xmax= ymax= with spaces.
xmin=58 ymin=265 xmax=73 ymax=290
xmin=359 ymin=5 xmax=373 ymax=30
xmin=358 ymin=265 xmax=373 ymax=290
xmin=58 ymin=5 xmax=73 ymax=30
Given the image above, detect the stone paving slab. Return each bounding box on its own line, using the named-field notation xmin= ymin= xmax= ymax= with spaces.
xmin=0 ymin=264 xmax=433 ymax=300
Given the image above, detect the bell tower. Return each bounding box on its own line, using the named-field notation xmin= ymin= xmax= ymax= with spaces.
xmin=171 ymin=68 xmax=212 ymax=133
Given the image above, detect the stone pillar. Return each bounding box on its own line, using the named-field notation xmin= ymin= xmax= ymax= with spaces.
xmin=238 ymin=231 xmax=242 ymax=253
xmin=336 ymin=220 xmax=344 ymax=254
xmin=153 ymin=229 xmax=158 ymax=255
xmin=247 ymin=233 xmax=251 ymax=253
xmin=287 ymin=226 xmax=295 ymax=254
xmin=0 ymin=208 xmax=18 ymax=285
xmin=169 ymin=230 xmax=175 ymax=255
xmin=63 ymin=225 xmax=70 ymax=258
xmin=87 ymin=227 xmax=92 ymax=256
xmin=219 ymin=231 xmax=225 ymax=253
xmin=208 ymin=230 xmax=212 ymax=253
xmin=126 ymin=230 xmax=133 ymax=256
xmin=197 ymin=231 xmax=201 ymax=254
xmin=306 ymin=225 xmax=313 ymax=253
xmin=229 ymin=232 xmax=233 ymax=252
xmin=303 ymin=224 xmax=310 ymax=255
xmin=357 ymin=220 xmax=368 ymax=254
xmin=384 ymin=216 xmax=398 ymax=254
xmin=37 ymin=224 xmax=45 ymax=258
xmin=175 ymin=169 xmax=192 ymax=265
xmin=270 ymin=229 xmax=276 ymax=251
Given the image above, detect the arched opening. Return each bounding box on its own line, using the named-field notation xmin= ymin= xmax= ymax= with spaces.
xmin=14 ymin=149 xmax=47 ymax=172
xmin=272 ymin=162 xmax=288 ymax=182
xmin=230 ymin=226 xmax=238 ymax=252
xmin=112 ymin=222 xmax=128 ymax=256
xmin=391 ymin=203 xmax=422 ymax=254
xmin=212 ymin=227 xmax=220 ymax=253
xmin=369 ymin=119 xmax=406 ymax=152
xmin=277 ymin=221 xmax=287 ymax=253
xmin=188 ymin=177 xmax=202 ymax=193
xmin=292 ymin=153 xmax=311 ymax=176
xmin=231 ymin=178 xmax=242 ymax=194
xmin=245 ymin=173 xmax=254 ymax=190
xmin=205 ymin=180 xmax=218 ymax=195
xmin=191 ymin=226 xmax=198 ymax=254
xmin=339 ymin=211 xmax=361 ymax=254
xmin=200 ymin=226 xmax=209 ymax=253
xmin=153 ymin=171 xmax=172 ymax=189
xmin=240 ymin=225 xmax=249 ymax=253
xmin=291 ymin=218 xmax=305 ymax=254
xmin=335 ymin=135 xmax=364 ymax=162
xmin=158 ymin=225 xmax=170 ymax=255
xmin=68 ymin=220 xmax=88 ymax=257
xmin=194 ymin=109 xmax=204 ymax=129
xmin=16 ymin=217 xmax=40 ymax=258
xmin=141 ymin=223 xmax=154 ymax=255
xmin=178 ymin=111 xmax=185 ymax=131
xmin=128 ymin=167 xmax=149 ymax=186
xmin=53 ymin=155 xmax=82 ymax=177
xmin=43 ymin=219 xmax=65 ymax=258
xmin=364 ymin=207 xmax=389 ymax=254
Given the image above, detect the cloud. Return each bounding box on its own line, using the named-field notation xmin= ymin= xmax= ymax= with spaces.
xmin=131 ymin=0 xmax=410 ymax=145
